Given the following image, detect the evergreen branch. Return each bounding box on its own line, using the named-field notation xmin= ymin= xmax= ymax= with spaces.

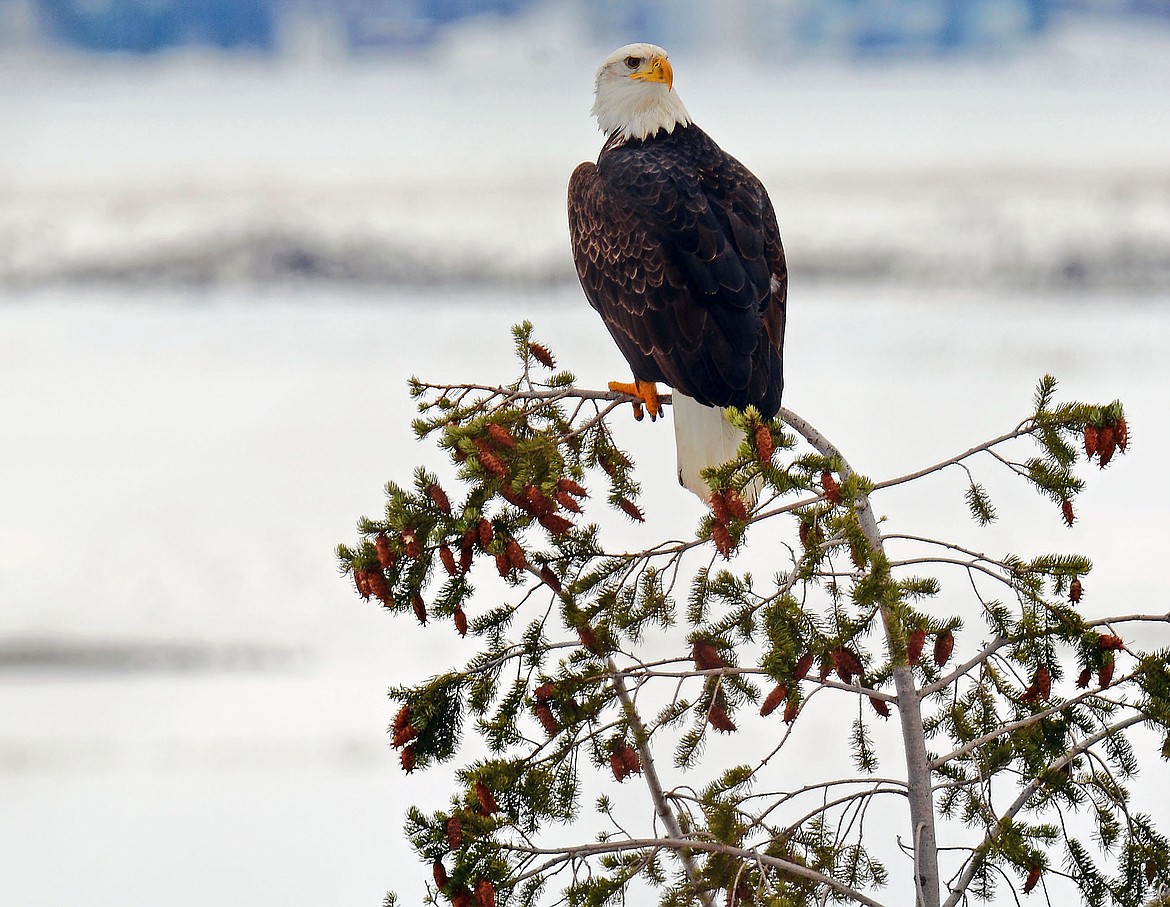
xmin=930 ymin=663 xmax=1141 ymax=772
xmin=412 ymin=381 xmax=630 ymax=406
xmin=361 ymin=353 xmax=1146 ymax=907
xmin=941 ymin=713 xmax=1145 ymax=907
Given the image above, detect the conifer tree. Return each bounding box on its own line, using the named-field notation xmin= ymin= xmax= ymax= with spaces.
xmin=338 ymin=322 xmax=1167 ymax=907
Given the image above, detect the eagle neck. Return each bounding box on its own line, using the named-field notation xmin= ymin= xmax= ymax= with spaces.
xmin=601 ymin=123 xmax=699 ymax=156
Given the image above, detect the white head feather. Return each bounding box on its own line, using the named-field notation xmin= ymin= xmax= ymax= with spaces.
xmin=591 ymin=43 xmax=692 ymax=143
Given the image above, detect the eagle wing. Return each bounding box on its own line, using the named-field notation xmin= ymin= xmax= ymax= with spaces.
xmin=567 ymin=131 xmax=786 ymax=417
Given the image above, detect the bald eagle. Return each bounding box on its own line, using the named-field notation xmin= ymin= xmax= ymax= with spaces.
xmin=568 ymin=43 xmax=786 ymax=502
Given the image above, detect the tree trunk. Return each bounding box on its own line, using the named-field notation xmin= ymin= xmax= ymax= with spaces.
xmin=782 ymin=408 xmax=941 ymax=907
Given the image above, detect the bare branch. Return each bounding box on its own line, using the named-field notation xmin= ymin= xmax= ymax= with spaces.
xmin=1085 ymin=612 xmax=1170 ymax=627
xmin=868 ymin=425 xmax=1035 ymax=493
xmin=508 ymin=836 xmax=890 ymax=907
xmin=920 ymin=636 xmax=1010 ymax=698
xmin=607 ymin=657 xmax=716 ymax=907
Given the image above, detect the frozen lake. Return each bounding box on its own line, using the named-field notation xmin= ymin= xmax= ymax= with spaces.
xmin=3 ymin=17 xmax=1170 ymax=293
xmin=2 ymin=283 xmax=1168 ymax=905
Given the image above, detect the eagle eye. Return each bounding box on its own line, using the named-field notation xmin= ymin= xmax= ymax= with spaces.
xmin=624 ymin=56 xmax=640 ymax=69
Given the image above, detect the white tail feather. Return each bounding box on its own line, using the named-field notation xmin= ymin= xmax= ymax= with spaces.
xmin=672 ymin=394 xmax=755 ymax=504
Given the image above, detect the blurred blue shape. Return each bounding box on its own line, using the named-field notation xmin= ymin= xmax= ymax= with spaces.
xmin=11 ymin=0 xmax=1170 ymax=56
xmin=336 ymin=0 xmax=438 ymax=50
xmin=35 ymin=0 xmax=276 ymax=53
xmin=422 ymin=0 xmax=530 ymax=24
xmin=1061 ymin=0 xmax=1170 ymax=17
xmin=581 ymin=0 xmax=708 ymax=51
xmin=788 ymin=0 xmax=1056 ymax=57
xmin=338 ymin=0 xmax=537 ymax=50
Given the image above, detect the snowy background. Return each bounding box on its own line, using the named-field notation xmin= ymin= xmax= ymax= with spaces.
xmin=2 ymin=3 xmax=1170 ymax=905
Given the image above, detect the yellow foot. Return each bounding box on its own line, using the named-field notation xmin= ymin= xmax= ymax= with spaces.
xmin=608 ymin=379 xmax=662 ymax=421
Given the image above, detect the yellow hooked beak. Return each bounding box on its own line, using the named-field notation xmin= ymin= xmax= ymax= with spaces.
xmin=630 ymin=54 xmax=673 ymax=90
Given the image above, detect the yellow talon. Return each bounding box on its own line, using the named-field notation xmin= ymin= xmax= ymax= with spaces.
xmin=608 ymin=379 xmax=662 ymax=421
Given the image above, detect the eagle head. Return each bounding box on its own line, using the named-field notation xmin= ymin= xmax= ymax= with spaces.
xmin=591 ymin=43 xmax=692 ymax=143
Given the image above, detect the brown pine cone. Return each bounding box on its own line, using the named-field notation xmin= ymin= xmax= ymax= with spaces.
xmin=755 ymin=423 xmax=774 ymax=462
xmin=760 ymin=683 xmax=788 ymax=717
xmin=933 ymin=630 xmax=954 ymax=667
xmin=707 ymin=704 xmax=737 ymax=733
xmin=692 ymin=641 xmax=726 ymax=671
xmin=427 ymin=482 xmax=452 ymax=514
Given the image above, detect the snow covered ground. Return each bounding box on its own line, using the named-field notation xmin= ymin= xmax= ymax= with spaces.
xmin=2 ymin=10 xmax=1170 ymax=906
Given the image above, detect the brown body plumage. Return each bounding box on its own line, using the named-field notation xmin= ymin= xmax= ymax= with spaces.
xmin=569 ymin=123 xmax=786 ymax=418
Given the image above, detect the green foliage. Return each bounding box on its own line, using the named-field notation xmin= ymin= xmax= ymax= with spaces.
xmin=964 ymin=482 xmax=997 ymax=525
xmin=341 ymin=326 xmax=1163 ymax=907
